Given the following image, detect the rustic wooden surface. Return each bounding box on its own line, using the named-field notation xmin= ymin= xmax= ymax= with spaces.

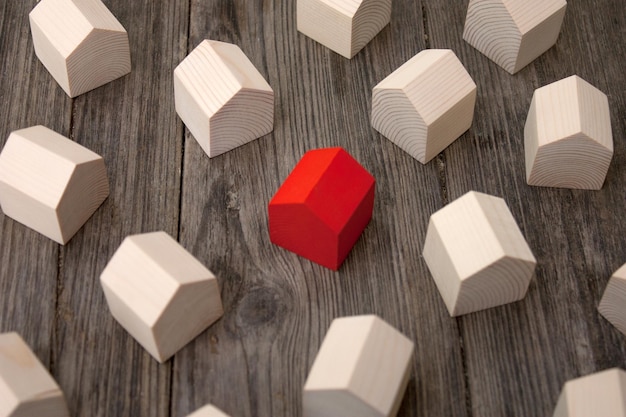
xmin=0 ymin=1 xmax=624 ymax=416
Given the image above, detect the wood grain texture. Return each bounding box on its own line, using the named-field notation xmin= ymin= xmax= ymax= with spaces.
xmin=422 ymin=191 xmax=536 ymax=317
xmin=371 ymin=49 xmax=476 ymax=164
xmin=463 ymin=0 xmax=567 ymax=74
xmin=303 ymin=315 xmax=413 ymax=417
xmin=0 ymin=332 xmax=69 ymax=417
xmin=0 ymin=0 xmax=71 ymax=391
xmin=29 ymin=0 xmax=131 ymax=97
xmin=525 ymin=75 xmax=613 ymax=190
xmin=297 ymin=0 xmax=391 ymax=58
xmin=552 ymin=368 xmax=626 ymax=417
xmin=0 ymin=0 xmax=624 ymax=417
xmin=174 ymin=40 xmax=274 ymax=158
xmin=426 ymin=0 xmax=626 ymax=415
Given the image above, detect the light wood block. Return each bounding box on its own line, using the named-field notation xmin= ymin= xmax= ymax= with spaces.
xmin=297 ymin=0 xmax=392 ymax=58
xmin=463 ymin=0 xmax=567 ymax=74
xmin=187 ymin=404 xmax=231 ymax=417
xmin=0 ymin=125 xmax=109 ymax=244
xmin=422 ymin=191 xmax=536 ymax=316
xmin=303 ymin=315 xmax=413 ymax=417
xmin=0 ymin=332 xmax=69 ymax=417
xmin=269 ymin=147 xmax=375 ymax=271
xmin=29 ymin=0 xmax=131 ymax=97
xmin=100 ymin=231 xmax=224 ymax=363
xmin=371 ymin=49 xmax=476 ymax=164
xmin=598 ymin=264 xmax=626 ymax=336
xmin=553 ymin=368 xmax=626 ymax=417
xmin=525 ymin=75 xmax=613 ymax=190
xmin=174 ymin=40 xmax=274 ymax=158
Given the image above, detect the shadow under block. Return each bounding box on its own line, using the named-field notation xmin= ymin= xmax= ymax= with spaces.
xmin=303 ymin=315 xmax=414 ymax=417
xmin=174 ymin=40 xmax=274 ymax=158
xmin=0 ymin=125 xmax=109 ymax=244
xmin=422 ymin=191 xmax=536 ymax=317
xmin=100 ymin=231 xmax=224 ymax=363
xmin=29 ymin=0 xmax=131 ymax=98
xmin=371 ymin=49 xmax=476 ymax=164
xmin=463 ymin=0 xmax=567 ymax=74
xmin=268 ymin=147 xmax=375 ymax=271
xmin=598 ymin=264 xmax=626 ymax=336
xmin=524 ymin=75 xmax=613 ymax=190
xmin=297 ymin=0 xmax=392 ymax=58
xmin=187 ymin=405 xmax=231 ymax=417
xmin=553 ymin=368 xmax=626 ymax=417
xmin=0 ymin=332 xmax=69 ymax=417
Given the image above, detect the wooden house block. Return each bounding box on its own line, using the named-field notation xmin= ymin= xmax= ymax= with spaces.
xmin=100 ymin=231 xmax=224 ymax=363
xmin=371 ymin=49 xmax=476 ymax=164
xmin=525 ymin=75 xmax=613 ymax=190
xmin=174 ymin=40 xmax=274 ymax=158
xmin=269 ymin=147 xmax=375 ymax=271
xmin=598 ymin=264 xmax=626 ymax=336
xmin=303 ymin=315 xmax=413 ymax=417
xmin=0 ymin=332 xmax=69 ymax=417
xmin=297 ymin=0 xmax=392 ymax=58
xmin=463 ymin=0 xmax=567 ymax=74
xmin=553 ymin=368 xmax=626 ymax=417
xmin=422 ymin=191 xmax=536 ymax=316
xmin=29 ymin=0 xmax=131 ymax=97
xmin=187 ymin=405 xmax=230 ymax=417
xmin=0 ymin=125 xmax=109 ymax=244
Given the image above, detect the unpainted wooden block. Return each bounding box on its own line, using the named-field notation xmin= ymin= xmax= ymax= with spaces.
xmin=29 ymin=0 xmax=131 ymax=97
xmin=422 ymin=191 xmax=536 ymax=316
xmin=174 ymin=40 xmax=274 ymax=158
xmin=598 ymin=264 xmax=626 ymax=336
xmin=186 ymin=404 xmax=230 ymax=417
xmin=0 ymin=332 xmax=69 ymax=417
xmin=303 ymin=315 xmax=413 ymax=417
xmin=553 ymin=368 xmax=626 ymax=417
xmin=269 ymin=147 xmax=375 ymax=270
xmin=371 ymin=49 xmax=476 ymax=164
xmin=0 ymin=125 xmax=109 ymax=244
xmin=463 ymin=0 xmax=567 ymax=74
xmin=100 ymin=231 xmax=224 ymax=363
xmin=297 ymin=0 xmax=392 ymax=58
xmin=525 ymin=75 xmax=613 ymax=190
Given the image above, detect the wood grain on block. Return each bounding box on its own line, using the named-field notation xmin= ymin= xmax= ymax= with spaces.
xmin=269 ymin=147 xmax=375 ymax=270
xmin=297 ymin=0 xmax=392 ymax=58
xmin=29 ymin=0 xmax=131 ymax=97
xmin=422 ymin=191 xmax=536 ymax=316
xmin=187 ymin=404 xmax=231 ymax=417
xmin=463 ymin=0 xmax=567 ymax=74
xmin=525 ymin=75 xmax=613 ymax=190
xmin=371 ymin=49 xmax=476 ymax=164
xmin=553 ymin=368 xmax=626 ymax=417
xmin=0 ymin=332 xmax=69 ymax=417
xmin=303 ymin=315 xmax=414 ymax=417
xmin=100 ymin=231 xmax=224 ymax=363
xmin=0 ymin=125 xmax=109 ymax=244
xmin=598 ymin=264 xmax=626 ymax=336
xmin=174 ymin=40 xmax=274 ymax=158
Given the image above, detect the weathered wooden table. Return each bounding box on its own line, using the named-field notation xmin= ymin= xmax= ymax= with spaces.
xmin=1 ymin=1 xmax=625 ymax=416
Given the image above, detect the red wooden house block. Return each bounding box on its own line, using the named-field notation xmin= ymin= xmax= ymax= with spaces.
xmin=269 ymin=147 xmax=375 ymax=270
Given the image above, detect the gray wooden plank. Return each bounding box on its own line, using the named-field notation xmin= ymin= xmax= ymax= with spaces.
xmin=50 ymin=0 xmax=189 ymax=415
xmin=172 ymin=1 xmax=468 ymax=417
xmin=424 ymin=0 xmax=626 ymax=416
xmin=0 ymin=0 xmax=70 ymax=368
